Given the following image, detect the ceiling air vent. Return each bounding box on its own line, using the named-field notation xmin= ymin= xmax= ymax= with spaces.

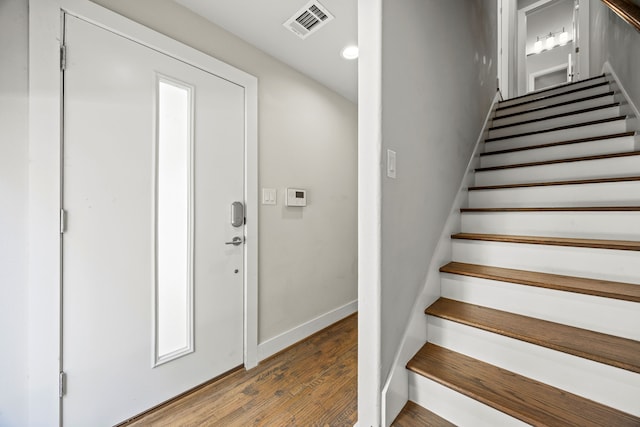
xmin=283 ymin=1 xmax=334 ymax=40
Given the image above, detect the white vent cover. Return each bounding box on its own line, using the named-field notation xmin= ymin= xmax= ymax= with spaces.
xmin=283 ymin=1 xmax=334 ymax=39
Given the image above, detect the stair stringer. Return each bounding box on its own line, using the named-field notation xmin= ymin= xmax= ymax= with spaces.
xmin=381 ymin=91 xmax=502 ymax=426
xmin=603 ymin=61 xmax=640 ymax=136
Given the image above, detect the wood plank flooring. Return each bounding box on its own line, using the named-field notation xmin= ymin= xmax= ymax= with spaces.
xmin=121 ymin=314 xmax=357 ymax=426
xmin=391 ymin=401 xmax=455 ymax=427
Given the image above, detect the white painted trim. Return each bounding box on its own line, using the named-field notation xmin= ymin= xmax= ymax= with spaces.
xmin=603 ymin=61 xmax=640 ymax=126
xmin=357 ymin=0 xmax=383 ymax=425
xmin=28 ymin=1 xmax=63 ymax=424
xmin=576 ymin=0 xmax=590 ymax=81
xmin=28 ymin=0 xmax=258 ymax=423
xmin=257 ymin=300 xmax=358 ymax=361
xmin=498 ymin=0 xmax=513 ymax=99
xmin=381 ymin=92 xmax=502 ymax=427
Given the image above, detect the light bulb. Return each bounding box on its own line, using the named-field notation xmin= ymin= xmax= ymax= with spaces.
xmin=534 ymin=39 xmax=543 ymax=53
xmin=559 ymin=31 xmax=569 ymax=45
xmin=546 ymin=35 xmax=556 ymax=50
xmin=341 ymin=45 xmax=359 ymax=60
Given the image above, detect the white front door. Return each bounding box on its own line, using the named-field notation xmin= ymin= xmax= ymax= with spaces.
xmin=62 ymin=14 xmax=245 ymax=426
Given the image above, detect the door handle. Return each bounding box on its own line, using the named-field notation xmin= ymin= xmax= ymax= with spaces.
xmin=225 ymin=236 xmax=244 ymax=246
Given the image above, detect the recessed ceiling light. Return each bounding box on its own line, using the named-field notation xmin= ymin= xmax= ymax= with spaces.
xmin=341 ymin=45 xmax=358 ymax=60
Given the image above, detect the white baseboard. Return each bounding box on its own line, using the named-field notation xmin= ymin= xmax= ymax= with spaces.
xmin=257 ymin=299 xmax=358 ymax=362
xmin=381 ymin=91 xmax=502 ymax=426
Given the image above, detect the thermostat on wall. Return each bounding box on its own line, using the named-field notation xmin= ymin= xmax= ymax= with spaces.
xmin=286 ymin=188 xmax=307 ymax=207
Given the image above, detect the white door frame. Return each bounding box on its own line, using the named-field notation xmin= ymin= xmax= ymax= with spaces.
xmin=28 ymin=1 xmax=258 ymax=424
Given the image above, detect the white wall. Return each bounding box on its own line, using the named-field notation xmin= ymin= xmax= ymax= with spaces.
xmin=0 ymin=0 xmax=29 ymax=425
xmin=525 ymin=0 xmax=573 ymax=53
xmin=377 ymin=0 xmax=497 ymax=385
xmin=589 ymin=0 xmax=640 ymax=108
xmin=88 ymin=0 xmax=358 ymax=348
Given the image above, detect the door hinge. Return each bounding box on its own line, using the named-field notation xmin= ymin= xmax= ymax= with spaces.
xmin=60 ymin=209 xmax=67 ymax=234
xmin=59 ymin=371 xmax=66 ymax=398
xmin=60 ymin=45 xmax=67 ymax=71
xmin=575 ymin=46 xmax=580 ymax=53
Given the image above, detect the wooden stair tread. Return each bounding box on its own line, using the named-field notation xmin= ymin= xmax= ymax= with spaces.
xmin=425 ymin=298 xmax=640 ymax=373
xmin=495 ymin=90 xmax=616 ymax=121
xmin=495 ymin=80 xmax=610 ymax=112
xmin=476 ymin=150 xmax=640 ymax=172
xmin=469 ymin=175 xmax=640 ymax=191
xmin=462 ymin=206 xmax=640 ymax=212
xmin=391 ymin=401 xmax=455 ymax=427
xmin=407 ymin=343 xmax=640 ymax=427
xmin=439 ymin=261 xmax=640 ymax=303
xmin=480 ymin=132 xmax=637 ymax=157
xmin=497 ymin=74 xmax=606 ymax=105
xmin=485 ymin=115 xmax=628 ymax=143
xmin=451 ymin=232 xmax=640 ymax=251
xmin=489 ymin=102 xmax=620 ymax=131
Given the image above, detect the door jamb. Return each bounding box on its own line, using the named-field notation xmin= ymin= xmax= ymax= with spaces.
xmin=29 ymin=1 xmax=259 ymax=424
xmin=509 ymin=0 xmax=590 ymax=96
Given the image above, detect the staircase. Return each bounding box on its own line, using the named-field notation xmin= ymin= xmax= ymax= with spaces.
xmin=392 ymin=75 xmax=640 ymax=426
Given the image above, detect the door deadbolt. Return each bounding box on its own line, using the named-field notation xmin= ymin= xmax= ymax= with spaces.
xmin=230 ymin=201 xmax=244 ymax=227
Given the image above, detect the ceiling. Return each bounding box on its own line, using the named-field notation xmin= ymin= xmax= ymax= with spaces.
xmin=174 ymin=0 xmax=358 ymax=103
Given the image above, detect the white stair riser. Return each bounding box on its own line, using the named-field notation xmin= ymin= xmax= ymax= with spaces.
xmin=468 ymin=180 xmax=640 ymax=208
xmin=461 ymin=211 xmax=640 ymax=240
xmin=496 ymin=84 xmax=612 ymax=116
xmin=498 ymin=77 xmax=609 ymax=109
xmin=452 ymin=240 xmax=640 ymax=284
xmin=427 ymin=317 xmax=640 ymax=416
xmin=440 ymin=274 xmax=640 ymax=340
xmin=479 ymin=135 xmax=637 ymax=168
xmin=485 ymin=119 xmax=629 ymax=152
xmin=488 ymin=106 xmax=621 ymax=139
xmin=408 ymin=373 xmax=528 ymax=427
xmin=492 ymin=94 xmax=616 ymax=127
xmin=475 ymin=154 xmax=640 ymax=187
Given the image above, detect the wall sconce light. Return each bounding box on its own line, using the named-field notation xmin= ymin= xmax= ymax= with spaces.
xmin=534 ymin=37 xmax=543 ymax=54
xmin=531 ymin=27 xmax=571 ymax=55
xmin=559 ymin=29 xmax=570 ymax=45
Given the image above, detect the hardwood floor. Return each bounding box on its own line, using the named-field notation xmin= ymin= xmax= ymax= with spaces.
xmin=122 ymin=314 xmax=357 ymax=426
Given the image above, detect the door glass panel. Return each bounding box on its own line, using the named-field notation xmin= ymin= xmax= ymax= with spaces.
xmin=154 ymin=77 xmax=194 ymax=366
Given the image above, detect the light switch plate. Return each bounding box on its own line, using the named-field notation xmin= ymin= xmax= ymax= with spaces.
xmin=262 ymin=188 xmax=277 ymax=205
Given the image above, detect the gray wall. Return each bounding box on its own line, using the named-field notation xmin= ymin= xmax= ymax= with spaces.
xmin=590 ymin=0 xmax=640 ymax=108
xmin=379 ymin=0 xmax=497 ymax=379
xmin=0 ymin=0 xmax=29 ymax=425
xmin=89 ymin=0 xmax=358 ymax=347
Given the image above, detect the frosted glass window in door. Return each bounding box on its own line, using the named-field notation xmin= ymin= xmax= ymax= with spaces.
xmin=154 ymin=77 xmax=194 ymax=365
